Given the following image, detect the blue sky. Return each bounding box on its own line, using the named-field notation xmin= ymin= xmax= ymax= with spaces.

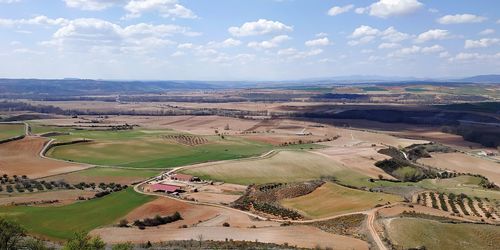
xmin=0 ymin=0 xmax=499 ymax=80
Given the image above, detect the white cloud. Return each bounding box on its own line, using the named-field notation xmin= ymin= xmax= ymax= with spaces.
xmin=464 ymin=38 xmax=500 ymax=49
xmin=0 ymin=15 xmax=69 ymax=27
xmin=415 ymin=29 xmax=450 ymax=43
xmin=367 ymin=0 xmax=423 ymax=18
xmin=206 ymin=38 xmax=242 ymax=48
xmin=279 ymin=48 xmax=323 ymax=60
xmin=42 ymin=18 xmax=199 ymax=55
xmin=171 ymin=51 xmax=185 ymax=57
xmin=354 ymin=7 xmax=366 ymax=14
xmin=327 ymin=4 xmax=354 ymax=16
xmin=439 ymin=51 xmax=450 ymax=58
xmin=448 ymin=52 xmax=500 ymax=62
xmin=349 ymin=25 xmax=409 ymax=45
xmin=381 ymin=26 xmax=410 ymax=42
xmin=228 ymin=19 xmax=293 ymax=37
xmin=378 ymin=42 xmax=400 ymax=49
xmin=388 ymin=45 xmax=420 ymax=57
xmin=479 ymin=29 xmax=495 ymax=35
xmin=348 ymin=36 xmax=376 ymax=46
xmin=351 ymin=25 xmax=380 ymax=38
xmin=177 ymin=43 xmax=193 ymax=49
xmin=248 ymin=35 xmax=290 ymax=49
xmin=124 ymin=0 xmax=197 ymax=19
xmin=437 ymin=14 xmax=487 ymax=24
xmin=421 ymin=44 xmax=444 ymax=53
xmin=0 ymin=0 xmax=21 ymax=3
xmin=305 ymin=37 xmax=331 ymax=47
xmin=64 ymin=0 xmax=124 ymax=11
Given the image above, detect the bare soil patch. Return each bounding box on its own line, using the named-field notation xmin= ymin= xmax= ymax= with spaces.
xmin=0 ymin=189 xmax=95 ymax=206
xmin=0 ymin=137 xmax=89 ymax=178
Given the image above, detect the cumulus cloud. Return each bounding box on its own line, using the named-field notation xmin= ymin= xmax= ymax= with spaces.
xmin=64 ymin=0 xmax=125 ymax=11
xmin=437 ymin=14 xmax=487 ymax=24
xmin=206 ymin=38 xmax=242 ymax=48
xmin=42 ymin=18 xmax=197 ymax=54
xmin=124 ymin=0 xmax=197 ymax=19
xmin=448 ymin=52 xmax=500 ymax=62
xmin=367 ymin=0 xmax=423 ymax=18
xmin=415 ymin=29 xmax=450 ymax=43
xmin=305 ymin=37 xmax=331 ymax=46
xmin=248 ymin=35 xmax=290 ymax=49
xmin=421 ymin=44 xmax=444 ymax=53
xmin=378 ymin=42 xmax=401 ymax=49
xmin=348 ymin=25 xmax=409 ymax=46
xmin=478 ymin=29 xmax=495 ymax=35
xmin=278 ymin=48 xmax=323 ymax=60
xmin=327 ymin=4 xmax=354 ymax=16
xmin=381 ymin=26 xmax=410 ymax=42
xmin=0 ymin=15 xmax=69 ymax=27
xmin=228 ymin=19 xmax=292 ymax=37
xmin=464 ymin=38 xmax=500 ymax=49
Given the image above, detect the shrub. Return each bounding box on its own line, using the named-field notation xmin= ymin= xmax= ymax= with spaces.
xmin=222 ymin=222 xmax=230 ymax=227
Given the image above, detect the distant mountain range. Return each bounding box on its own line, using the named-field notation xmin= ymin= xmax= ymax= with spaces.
xmin=0 ymin=74 xmax=498 ymax=97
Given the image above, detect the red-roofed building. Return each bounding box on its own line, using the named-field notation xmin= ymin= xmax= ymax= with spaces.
xmin=148 ymin=183 xmax=182 ymax=193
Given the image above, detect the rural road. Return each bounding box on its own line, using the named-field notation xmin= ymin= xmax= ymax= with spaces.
xmin=367 ymin=211 xmax=387 ymax=250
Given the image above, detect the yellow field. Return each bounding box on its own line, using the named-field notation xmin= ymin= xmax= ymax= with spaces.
xmin=281 ymin=182 xmax=401 ymax=219
xmin=183 ymin=150 xmax=347 ymax=185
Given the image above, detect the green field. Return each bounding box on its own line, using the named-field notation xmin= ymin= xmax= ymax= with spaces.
xmin=387 ymin=217 xmax=500 ymax=250
xmin=39 ymin=125 xmax=273 ymax=168
xmin=0 ymin=123 xmax=24 ymax=140
xmin=0 ymin=188 xmax=154 ymax=240
xmin=361 ymin=87 xmax=387 ymax=92
xmin=281 ymin=182 xmax=400 ymax=218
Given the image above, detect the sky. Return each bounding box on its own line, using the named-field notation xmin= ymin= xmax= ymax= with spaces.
xmin=0 ymin=0 xmax=499 ymax=80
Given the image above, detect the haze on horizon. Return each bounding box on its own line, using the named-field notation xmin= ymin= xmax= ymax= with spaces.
xmin=0 ymin=0 xmax=499 ymax=81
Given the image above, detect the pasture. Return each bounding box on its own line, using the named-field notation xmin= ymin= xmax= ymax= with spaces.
xmin=281 ymin=182 xmax=400 ymax=219
xmin=41 ymin=126 xmax=273 ymax=168
xmin=386 ymin=217 xmax=500 ymax=250
xmin=0 ymin=188 xmax=154 ymax=240
xmin=0 ymin=123 xmax=24 ymax=140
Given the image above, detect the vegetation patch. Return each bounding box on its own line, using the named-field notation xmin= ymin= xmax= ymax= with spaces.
xmin=0 ymin=188 xmax=154 ymax=240
xmin=0 ymin=123 xmax=24 ymax=141
xmin=305 ymin=214 xmax=367 ymax=240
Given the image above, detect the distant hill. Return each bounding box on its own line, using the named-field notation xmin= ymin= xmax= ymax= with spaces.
xmin=0 ymin=78 xmax=216 ymax=97
xmin=458 ymin=75 xmax=500 ymax=83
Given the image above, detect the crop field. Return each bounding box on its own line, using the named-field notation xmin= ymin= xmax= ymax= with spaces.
xmin=182 ymin=150 xmax=352 ymax=185
xmin=0 ymin=123 xmax=24 ymax=140
xmin=0 ymin=188 xmax=154 ymax=240
xmin=42 ymin=167 xmax=161 ymax=185
xmin=386 ymin=217 xmax=500 ymax=250
xmin=0 ymin=136 xmax=89 ymax=178
xmin=41 ymin=126 xmax=273 ymax=168
xmin=281 ymin=182 xmax=400 ymax=219
xmin=418 ymin=152 xmax=500 ymax=184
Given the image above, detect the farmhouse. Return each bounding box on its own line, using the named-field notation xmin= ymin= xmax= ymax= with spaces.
xmin=147 ymin=183 xmax=182 ymax=193
xmin=171 ymin=173 xmax=200 ymax=182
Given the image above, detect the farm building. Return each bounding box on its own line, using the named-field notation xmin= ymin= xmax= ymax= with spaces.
xmin=171 ymin=173 xmax=200 ymax=182
xmin=296 ymin=128 xmax=312 ymax=136
xmin=147 ymin=183 xmax=182 ymax=193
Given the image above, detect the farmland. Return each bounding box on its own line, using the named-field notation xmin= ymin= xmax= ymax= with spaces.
xmin=281 ymin=182 xmax=401 ymax=219
xmin=42 ymin=167 xmax=161 ymax=185
xmin=385 ymin=217 xmax=500 ymax=250
xmin=182 ymin=150 xmax=349 ymax=185
xmin=0 ymin=188 xmax=154 ymax=240
xmin=0 ymin=123 xmax=24 ymax=140
xmin=42 ymin=127 xmax=273 ymax=168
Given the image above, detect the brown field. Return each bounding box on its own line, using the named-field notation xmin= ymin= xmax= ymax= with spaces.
xmin=0 ymin=137 xmax=89 ymax=178
xmin=0 ymin=189 xmax=95 ymax=206
xmin=93 ymin=224 xmax=369 ymax=249
xmin=41 ymin=168 xmax=159 ymax=185
xmin=418 ymin=152 xmax=500 ymax=184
